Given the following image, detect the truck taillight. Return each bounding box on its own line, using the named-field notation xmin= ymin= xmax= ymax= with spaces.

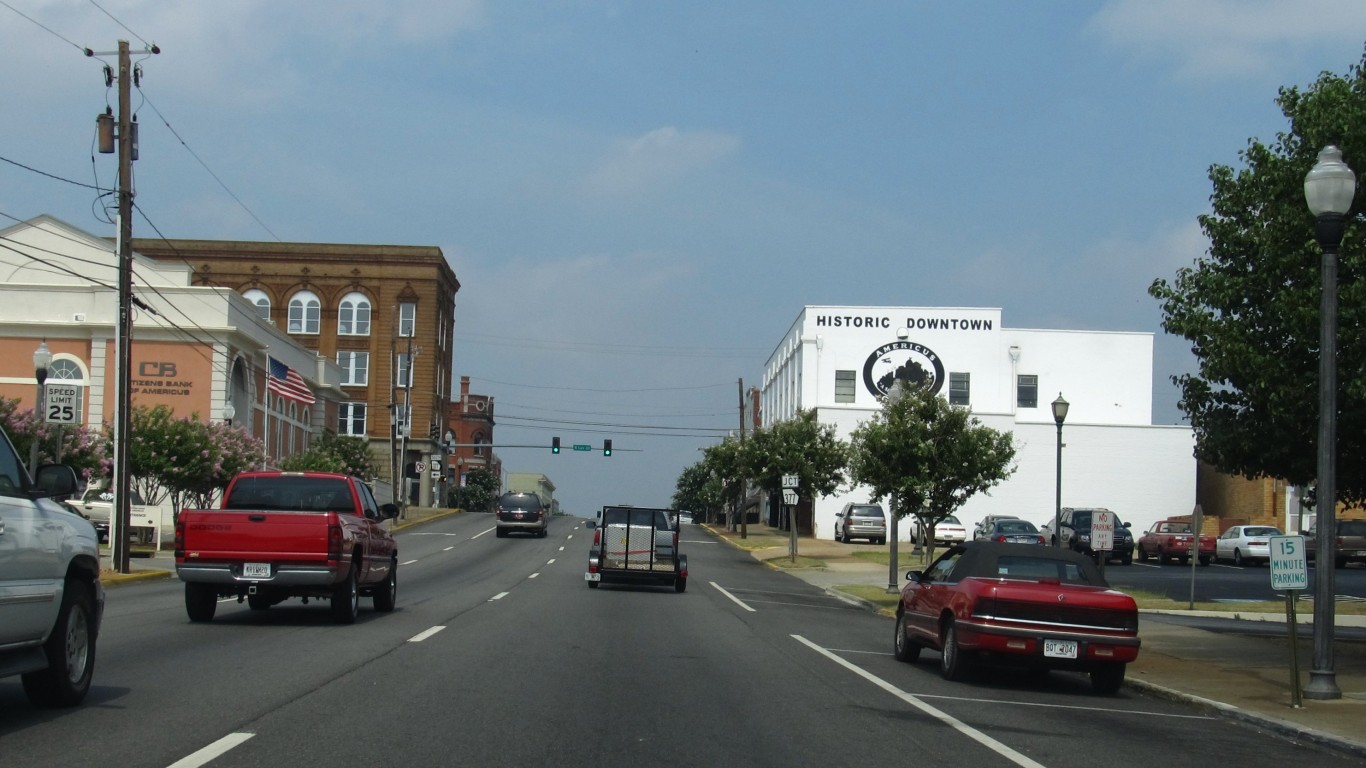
xmin=593 ymin=528 xmax=601 ymax=546
xmin=328 ymin=523 xmax=343 ymax=561
xmin=174 ymin=520 xmax=184 ymax=557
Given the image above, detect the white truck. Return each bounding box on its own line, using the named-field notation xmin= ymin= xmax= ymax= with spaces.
xmin=0 ymin=424 xmax=104 ymax=707
xmin=79 ymin=484 xmax=168 ymax=547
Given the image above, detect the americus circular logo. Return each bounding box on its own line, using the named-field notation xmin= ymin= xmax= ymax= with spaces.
xmin=862 ymin=341 xmax=945 ymax=398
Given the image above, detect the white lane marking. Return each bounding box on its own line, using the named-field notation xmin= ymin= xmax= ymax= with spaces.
xmin=710 ymin=582 xmax=756 ymax=612
xmin=408 ymin=532 xmax=460 ymax=536
xmin=167 ymin=732 xmax=255 ymax=768
xmin=408 ymin=626 xmax=446 ymax=643
xmin=401 ymin=559 xmax=418 ymax=566
xmin=559 ymin=546 xmax=565 ymax=552
xmin=547 ymin=558 xmax=556 ymax=565
xmin=472 ymin=527 xmax=495 ymax=539
xmin=490 ymin=591 xmax=509 ymax=601
xmin=682 ymin=540 xmax=718 ymax=545
xmin=529 ymin=573 xmax=540 ymax=579
xmin=567 ymin=534 xmax=573 ymax=540
xmin=791 ymin=635 xmax=1046 ymax=768
xmin=443 ymin=546 xmax=454 ymax=551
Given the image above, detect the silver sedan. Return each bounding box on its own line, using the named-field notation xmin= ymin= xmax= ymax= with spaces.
xmin=1214 ymin=525 xmax=1281 ymax=566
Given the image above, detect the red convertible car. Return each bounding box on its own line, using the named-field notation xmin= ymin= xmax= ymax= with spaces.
xmin=894 ymin=540 xmax=1140 ymax=694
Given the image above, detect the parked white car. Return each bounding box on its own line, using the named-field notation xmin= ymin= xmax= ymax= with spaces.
xmin=0 ymin=425 xmax=104 ymax=707
xmin=912 ymin=514 xmax=968 ymax=547
xmin=1215 ymin=525 xmax=1282 ymax=566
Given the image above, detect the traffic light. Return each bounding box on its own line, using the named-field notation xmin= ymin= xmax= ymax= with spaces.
xmin=603 ymin=439 xmax=612 ymax=457
xmin=552 ymin=436 xmax=561 ymax=454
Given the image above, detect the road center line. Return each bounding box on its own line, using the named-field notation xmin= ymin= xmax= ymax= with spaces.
xmin=529 ymin=573 xmax=540 ymax=579
xmin=490 ymin=591 xmax=509 ymax=601
xmin=166 ymin=732 xmax=255 ymax=768
xmin=792 ymin=635 xmax=1047 ymax=768
xmin=408 ymin=626 xmax=446 ymax=642
xmin=710 ymin=582 xmax=756 ymax=612
xmin=472 ymin=527 xmax=494 ymax=539
xmin=401 ymin=559 xmax=418 ymax=565
xmin=547 ymin=558 xmax=556 ymax=565
xmin=443 ymin=546 xmax=454 ymax=551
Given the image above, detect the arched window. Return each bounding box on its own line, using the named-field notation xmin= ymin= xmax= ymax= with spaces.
xmin=47 ymin=357 xmax=86 ymax=424
xmin=288 ymin=290 xmax=321 ymax=334
xmin=243 ymin=289 xmax=272 ymax=323
xmin=338 ymin=292 xmax=372 ymax=336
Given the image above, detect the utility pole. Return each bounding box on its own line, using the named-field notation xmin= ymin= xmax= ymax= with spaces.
xmin=390 ymin=304 xmax=401 ymax=513
xmin=738 ymin=378 xmax=747 ymax=539
xmin=111 ymin=40 xmax=135 ymax=574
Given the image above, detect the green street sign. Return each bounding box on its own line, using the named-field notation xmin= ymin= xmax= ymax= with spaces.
xmin=573 ymin=444 xmax=592 ymax=451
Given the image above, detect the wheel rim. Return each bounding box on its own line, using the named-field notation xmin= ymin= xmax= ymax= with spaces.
xmin=64 ymin=604 xmax=90 ymax=685
xmin=387 ymin=569 xmax=397 ymax=603
xmin=348 ymin=573 xmax=359 ymax=614
xmin=942 ymin=625 xmax=956 ymax=671
xmin=895 ymin=614 xmax=906 ymax=655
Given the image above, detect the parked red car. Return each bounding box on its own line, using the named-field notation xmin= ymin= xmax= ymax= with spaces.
xmin=894 ymin=540 xmax=1140 ymax=694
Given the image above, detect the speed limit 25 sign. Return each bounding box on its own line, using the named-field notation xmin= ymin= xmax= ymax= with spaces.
xmin=44 ymin=383 xmax=82 ymax=425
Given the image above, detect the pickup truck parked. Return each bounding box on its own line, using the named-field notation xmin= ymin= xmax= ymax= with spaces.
xmin=78 ymin=484 xmax=168 ymax=547
xmin=0 ymin=424 xmax=103 ymax=707
xmin=586 ymin=505 xmax=687 ymax=592
xmin=1136 ymin=520 xmax=1215 ymax=566
xmin=175 ymin=471 xmax=400 ymax=623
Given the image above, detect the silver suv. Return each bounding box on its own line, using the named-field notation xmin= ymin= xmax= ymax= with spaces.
xmin=834 ymin=503 xmax=887 ymax=544
xmin=0 ymin=424 xmax=103 ymax=707
xmin=495 ymin=492 xmax=549 ymax=538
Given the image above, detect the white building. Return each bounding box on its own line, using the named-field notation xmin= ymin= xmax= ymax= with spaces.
xmin=761 ymin=305 xmax=1196 ymax=540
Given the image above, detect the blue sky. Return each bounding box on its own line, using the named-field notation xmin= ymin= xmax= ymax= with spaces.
xmin=3 ymin=1 xmax=1365 ymax=515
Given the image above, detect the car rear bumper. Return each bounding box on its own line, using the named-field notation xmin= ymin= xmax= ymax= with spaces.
xmin=957 ymin=620 xmax=1141 ymax=666
xmin=175 ymin=562 xmax=341 ymax=587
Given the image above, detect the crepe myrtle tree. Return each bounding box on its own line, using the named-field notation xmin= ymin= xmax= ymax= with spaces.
xmin=1149 ymin=49 xmax=1366 ymax=507
xmin=848 ymin=382 xmax=1016 ymax=564
xmin=0 ymin=395 xmax=105 ymax=484
xmin=449 ymin=467 xmax=499 ymax=512
xmin=672 ymin=459 xmax=726 ymax=525
xmin=742 ymin=408 xmax=849 ymax=555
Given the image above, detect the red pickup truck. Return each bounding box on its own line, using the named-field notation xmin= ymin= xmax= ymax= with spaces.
xmin=1136 ymin=520 xmax=1215 ymax=566
xmin=175 ymin=471 xmax=399 ymax=624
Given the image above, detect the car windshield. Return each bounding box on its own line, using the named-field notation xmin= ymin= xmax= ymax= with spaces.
xmin=82 ymin=486 xmax=147 ymax=505
xmin=997 ymin=520 xmax=1037 ymax=533
xmin=225 ymin=476 xmax=351 ymax=511
xmin=994 ymin=555 xmax=1096 ymax=585
xmin=851 ymin=506 xmax=883 ymax=518
xmin=942 ymin=516 xmax=961 ymax=525
xmin=1245 ymin=527 xmax=1280 ymax=536
xmin=500 ymin=495 xmax=542 ymax=511
xmin=1340 ymin=520 xmax=1366 ymax=536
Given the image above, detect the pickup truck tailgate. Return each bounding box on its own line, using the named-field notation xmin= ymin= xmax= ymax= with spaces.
xmin=180 ymin=511 xmax=332 ymax=561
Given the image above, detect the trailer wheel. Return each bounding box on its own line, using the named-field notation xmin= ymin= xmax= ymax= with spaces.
xmin=674 ymin=576 xmax=687 ymax=593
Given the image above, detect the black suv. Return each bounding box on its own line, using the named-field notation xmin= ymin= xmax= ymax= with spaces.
xmin=495 ymin=492 xmax=549 ymax=538
xmin=1040 ymin=507 xmax=1134 ymax=565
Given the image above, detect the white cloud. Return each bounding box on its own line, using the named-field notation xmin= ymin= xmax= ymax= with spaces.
xmin=579 ymin=126 xmax=741 ymax=198
xmin=1088 ymin=0 xmax=1366 ymax=81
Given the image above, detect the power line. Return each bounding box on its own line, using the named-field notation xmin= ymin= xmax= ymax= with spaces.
xmin=86 ymin=0 xmax=156 ymax=52
xmin=0 ymin=0 xmax=90 ymax=54
xmin=470 ymin=376 xmax=732 ymax=393
xmin=498 ymin=414 xmax=732 ymax=432
xmin=0 ymin=154 xmax=111 ymax=192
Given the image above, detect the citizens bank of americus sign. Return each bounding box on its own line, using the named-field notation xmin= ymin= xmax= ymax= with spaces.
xmin=863 ymin=341 xmax=945 ymax=398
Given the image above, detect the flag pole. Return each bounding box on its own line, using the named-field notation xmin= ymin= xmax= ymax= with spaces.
xmin=262 ymin=349 xmax=270 ymax=464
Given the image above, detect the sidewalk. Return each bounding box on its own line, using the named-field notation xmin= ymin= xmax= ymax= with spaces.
xmin=706 ymin=523 xmax=1366 ymax=760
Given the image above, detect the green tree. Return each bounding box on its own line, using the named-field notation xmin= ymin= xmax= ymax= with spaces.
xmin=1149 ymin=50 xmax=1366 ymax=506
xmin=0 ymin=396 xmax=106 ymax=485
xmin=280 ymin=432 xmax=380 ymax=480
xmin=742 ymin=409 xmax=848 ymax=553
xmin=672 ymin=459 xmax=726 ymax=523
xmin=449 ymin=467 xmax=499 ymax=512
xmin=848 ymin=382 xmax=1016 ymax=562
xmin=699 ymin=437 xmax=748 ymax=526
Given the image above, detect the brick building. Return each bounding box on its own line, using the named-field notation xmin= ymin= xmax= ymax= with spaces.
xmin=131 ymin=237 xmax=459 ymax=506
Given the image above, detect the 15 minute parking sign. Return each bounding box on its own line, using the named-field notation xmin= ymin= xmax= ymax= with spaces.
xmin=1268 ymin=535 xmax=1308 ymax=591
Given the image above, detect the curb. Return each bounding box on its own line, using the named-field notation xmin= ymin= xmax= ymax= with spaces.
xmin=1124 ymin=678 xmax=1366 ymax=760
xmin=101 ymin=570 xmax=174 ymax=587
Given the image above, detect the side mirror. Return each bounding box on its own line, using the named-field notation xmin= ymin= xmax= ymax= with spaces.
xmin=905 ymin=570 xmax=923 ymax=583
xmin=1122 ymin=522 xmax=1132 ymax=529
xmin=380 ymin=502 xmax=400 ymax=520
xmin=34 ymin=464 xmax=79 ymax=498
xmin=585 ymin=519 xmax=597 ymax=529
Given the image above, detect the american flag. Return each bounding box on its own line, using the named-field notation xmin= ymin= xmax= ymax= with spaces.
xmin=267 ymin=356 xmax=316 ymax=405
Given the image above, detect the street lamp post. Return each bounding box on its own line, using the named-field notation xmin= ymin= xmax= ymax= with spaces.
xmin=223 ymin=401 xmax=235 ymax=426
xmin=1051 ymin=393 xmax=1069 ymax=549
xmin=1303 ymin=144 xmax=1355 ymax=701
xmin=29 ymin=341 xmax=52 ymax=476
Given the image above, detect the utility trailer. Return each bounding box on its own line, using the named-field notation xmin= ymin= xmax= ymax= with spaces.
xmin=585 ymin=505 xmax=687 ymax=592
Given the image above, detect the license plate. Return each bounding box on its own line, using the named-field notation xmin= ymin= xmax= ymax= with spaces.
xmin=1044 ymin=639 xmax=1078 ymax=659
xmin=585 ymin=572 xmax=601 ymax=582
xmin=243 ymin=562 xmax=271 ymax=579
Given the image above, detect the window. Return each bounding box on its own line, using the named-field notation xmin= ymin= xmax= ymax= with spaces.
xmin=339 ymin=403 xmax=367 ymax=436
xmin=338 ymin=292 xmax=371 ymax=336
xmin=949 ymin=372 xmax=970 ymax=406
xmin=243 ymin=289 xmax=272 ymax=323
xmin=337 ymin=351 xmax=370 ymax=386
xmin=473 ymin=431 xmax=485 ymax=456
xmin=288 ymin=290 xmax=321 ymax=334
xmin=834 ymin=370 xmax=856 ymax=403
xmin=399 ymin=302 xmax=416 ymax=338
xmin=396 ymin=353 xmax=412 ymax=388
xmin=1017 ymin=374 xmax=1038 ymax=409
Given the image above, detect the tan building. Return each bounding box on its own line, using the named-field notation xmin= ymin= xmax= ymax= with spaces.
xmin=129 ymin=237 xmax=460 ymax=507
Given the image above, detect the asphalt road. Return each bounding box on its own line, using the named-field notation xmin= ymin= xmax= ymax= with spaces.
xmin=3 ymin=516 xmax=1364 ymax=768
